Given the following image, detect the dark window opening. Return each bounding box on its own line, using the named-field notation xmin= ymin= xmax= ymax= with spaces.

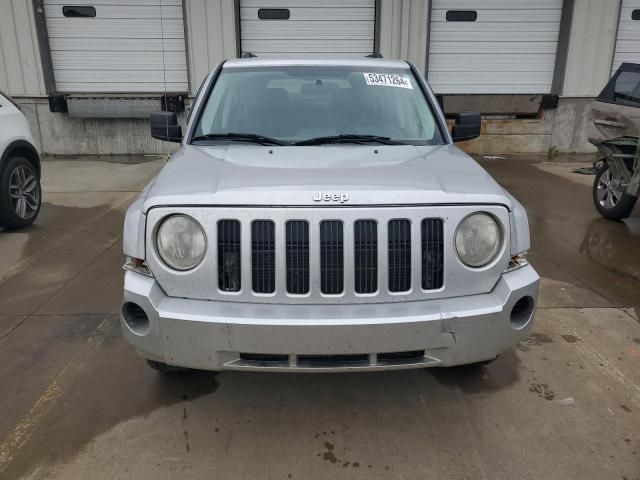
xmin=613 ymin=70 xmax=640 ymax=106
xmin=258 ymin=8 xmax=290 ymax=20
xmin=446 ymin=10 xmax=477 ymax=22
xmin=632 ymin=9 xmax=640 ymax=20
xmin=62 ymin=6 xmax=96 ymax=18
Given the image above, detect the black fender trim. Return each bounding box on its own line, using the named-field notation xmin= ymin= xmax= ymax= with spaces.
xmin=1 ymin=140 xmax=41 ymax=175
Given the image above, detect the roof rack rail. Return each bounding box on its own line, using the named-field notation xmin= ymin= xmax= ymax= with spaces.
xmin=241 ymin=52 xmax=257 ymax=58
xmin=366 ymin=52 xmax=383 ymax=58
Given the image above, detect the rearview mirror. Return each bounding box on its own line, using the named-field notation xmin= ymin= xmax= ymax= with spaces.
xmin=150 ymin=112 xmax=182 ymax=143
xmin=451 ymin=112 xmax=481 ymax=142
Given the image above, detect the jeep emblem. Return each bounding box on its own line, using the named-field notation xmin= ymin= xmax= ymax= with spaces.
xmin=312 ymin=192 xmax=350 ymax=203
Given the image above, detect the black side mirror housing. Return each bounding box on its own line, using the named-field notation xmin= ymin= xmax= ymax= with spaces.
xmin=150 ymin=112 xmax=182 ymax=143
xmin=451 ymin=112 xmax=481 ymax=142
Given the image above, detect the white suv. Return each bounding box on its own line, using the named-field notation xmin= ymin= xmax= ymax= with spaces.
xmin=0 ymin=92 xmax=41 ymax=229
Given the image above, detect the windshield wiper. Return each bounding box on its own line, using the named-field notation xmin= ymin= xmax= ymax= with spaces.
xmin=190 ymin=133 xmax=288 ymax=146
xmin=293 ymin=134 xmax=405 ymax=146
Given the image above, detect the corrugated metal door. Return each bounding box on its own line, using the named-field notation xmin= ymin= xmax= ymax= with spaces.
xmin=612 ymin=0 xmax=640 ymax=74
xmin=239 ymin=0 xmax=375 ymax=57
xmin=428 ymin=0 xmax=563 ymax=94
xmin=44 ymin=0 xmax=188 ymax=93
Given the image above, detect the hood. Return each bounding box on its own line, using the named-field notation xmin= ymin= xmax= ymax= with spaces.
xmin=142 ymin=144 xmax=513 ymax=212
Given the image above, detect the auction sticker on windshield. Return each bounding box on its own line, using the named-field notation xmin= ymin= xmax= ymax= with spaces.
xmin=364 ymin=73 xmax=413 ymax=89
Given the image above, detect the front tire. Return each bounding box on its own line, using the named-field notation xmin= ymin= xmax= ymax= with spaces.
xmin=593 ymin=164 xmax=637 ymax=220
xmin=0 ymin=156 xmax=42 ymax=229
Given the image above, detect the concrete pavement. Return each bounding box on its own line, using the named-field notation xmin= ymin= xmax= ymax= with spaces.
xmin=0 ymin=156 xmax=638 ymax=480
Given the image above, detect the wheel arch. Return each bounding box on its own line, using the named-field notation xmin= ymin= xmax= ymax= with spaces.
xmin=1 ymin=140 xmax=41 ymax=177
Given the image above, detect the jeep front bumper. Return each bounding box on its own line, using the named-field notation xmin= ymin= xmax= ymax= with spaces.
xmin=121 ymin=265 xmax=539 ymax=372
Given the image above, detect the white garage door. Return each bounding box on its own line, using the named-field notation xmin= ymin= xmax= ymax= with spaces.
xmin=612 ymin=0 xmax=640 ymax=74
xmin=44 ymin=0 xmax=188 ymax=93
xmin=240 ymin=0 xmax=375 ymax=57
xmin=428 ymin=0 xmax=563 ymax=94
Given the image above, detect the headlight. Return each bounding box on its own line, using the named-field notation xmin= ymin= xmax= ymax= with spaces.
xmin=455 ymin=212 xmax=502 ymax=267
xmin=156 ymin=215 xmax=206 ymax=271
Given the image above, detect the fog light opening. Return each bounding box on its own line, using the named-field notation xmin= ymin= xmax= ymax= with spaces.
xmin=510 ymin=296 xmax=534 ymax=330
xmin=122 ymin=302 xmax=151 ymax=336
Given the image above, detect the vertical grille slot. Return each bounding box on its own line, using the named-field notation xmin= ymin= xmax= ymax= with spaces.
xmin=422 ymin=218 xmax=444 ymax=290
xmin=320 ymin=221 xmax=344 ymax=294
xmin=251 ymin=220 xmax=275 ymax=294
xmin=354 ymin=220 xmax=377 ymax=294
xmin=218 ymin=220 xmax=241 ymax=292
xmin=388 ymin=219 xmax=411 ymax=292
xmin=286 ymin=220 xmax=310 ymax=294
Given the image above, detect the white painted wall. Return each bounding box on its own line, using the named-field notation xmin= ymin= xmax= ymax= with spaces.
xmin=612 ymin=0 xmax=640 ymax=74
xmin=378 ymin=0 xmax=429 ymax=74
xmin=184 ymin=0 xmax=237 ymax=96
xmin=0 ymin=0 xmax=46 ymax=96
xmin=563 ymin=0 xmax=620 ymax=96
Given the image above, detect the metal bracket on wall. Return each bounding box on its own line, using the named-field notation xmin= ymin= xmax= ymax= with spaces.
xmin=161 ymin=94 xmax=186 ymax=113
xmin=47 ymin=94 xmax=186 ymax=117
xmin=48 ymin=95 xmax=68 ymax=113
xmin=541 ymin=94 xmax=559 ymax=110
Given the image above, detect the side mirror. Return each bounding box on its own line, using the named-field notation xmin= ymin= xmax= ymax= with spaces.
xmin=451 ymin=112 xmax=481 ymax=142
xmin=150 ymin=112 xmax=182 ymax=143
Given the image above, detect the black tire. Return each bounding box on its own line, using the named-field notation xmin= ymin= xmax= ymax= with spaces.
xmin=0 ymin=156 xmax=42 ymax=229
xmin=146 ymin=359 xmax=190 ymax=373
xmin=593 ymin=164 xmax=638 ymax=220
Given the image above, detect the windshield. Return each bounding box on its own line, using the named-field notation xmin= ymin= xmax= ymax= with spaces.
xmin=191 ymin=66 xmax=445 ymax=145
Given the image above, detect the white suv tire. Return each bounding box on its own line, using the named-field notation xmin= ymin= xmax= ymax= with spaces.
xmin=0 ymin=156 xmax=42 ymax=229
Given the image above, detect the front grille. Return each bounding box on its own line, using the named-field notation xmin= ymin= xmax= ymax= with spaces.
xmin=354 ymin=220 xmax=377 ymax=293
xmin=298 ymin=354 xmax=369 ymax=365
xmin=320 ymin=221 xmax=344 ymax=294
xmin=239 ymin=353 xmax=288 ymax=363
xmin=214 ymin=216 xmax=444 ymax=298
xmin=251 ymin=220 xmax=275 ymax=293
xmin=286 ymin=220 xmax=310 ymax=294
xmin=233 ymin=350 xmax=432 ymax=369
xmin=218 ymin=220 xmax=241 ymax=292
xmin=388 ymin=219 xmax=412 ymax=292
xmin=422 ymin=219 xmax=444 ymax=290
xmin=378 ymin=350 xmax=425 ymax=362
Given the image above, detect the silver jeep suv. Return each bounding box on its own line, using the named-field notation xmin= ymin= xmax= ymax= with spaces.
xmin=121 ymin=58 xmax=539 ymax=373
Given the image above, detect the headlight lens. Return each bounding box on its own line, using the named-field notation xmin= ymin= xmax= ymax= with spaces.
xmin=156 ymin=215 xmax=206 ymax=271
xmin=455 ymin=213 xmax=502 ymax=267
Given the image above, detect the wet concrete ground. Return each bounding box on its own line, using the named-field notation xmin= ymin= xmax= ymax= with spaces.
xmin=0 ymin=156 xmax=638 ymax=480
